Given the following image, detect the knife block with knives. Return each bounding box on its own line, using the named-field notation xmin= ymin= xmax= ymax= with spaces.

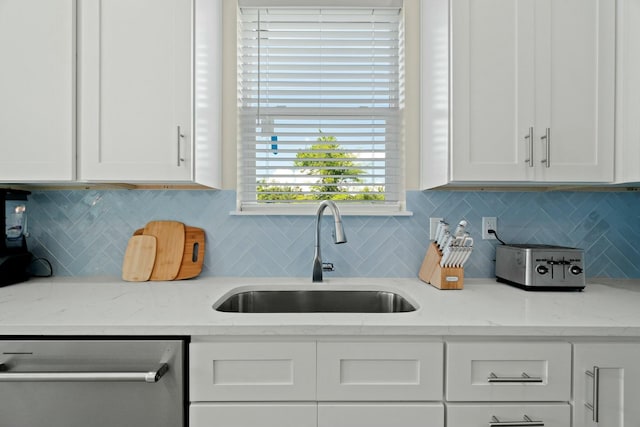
xmin=122 ymin=220 xmax=205 ymax=282
xmin=418 ymin=242 xmax=464 ymax=290
xmin=418 ymin=219 xmax=472 ymax=290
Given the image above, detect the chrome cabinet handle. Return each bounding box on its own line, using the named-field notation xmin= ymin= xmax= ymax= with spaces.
xmin=489 ymin=415 xmax=544 ymax=427
xmin=524 ymin=126 xmax=534 ymax=167
xmin=585 ymin=366 xmax=600 ymax=423
xmin=540 ymin=128 xmax=550 ymax=168
xmin=177 ymin=125 xmax=186 ymax=166
xmin=0 ymin=363 xmax=169 ymax=383
xmin=488 ymin=372 xmax=543 ymax=383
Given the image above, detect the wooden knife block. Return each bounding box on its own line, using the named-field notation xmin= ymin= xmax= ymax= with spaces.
xmin=418 ymin=242 xmax=464 ymax=290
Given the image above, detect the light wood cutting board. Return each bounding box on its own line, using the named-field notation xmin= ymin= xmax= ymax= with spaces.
xmin=143 ymin=220 xmax=185 ymax=281
xmin=122 ymin=235 xmax=157 ymax=281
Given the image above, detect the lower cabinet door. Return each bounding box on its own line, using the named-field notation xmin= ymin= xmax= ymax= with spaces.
xmin=317 ymin=341 xmax=443 ymax=401
xmin=190 ymin=403 xmax=317 ymax=427
xmin=573 ymin=343 xmax=640 ymax=427
xmin=318 ymin=403 xmax=444 ymax=427
xmin=447 ymin=403 xmax=570 ymax=427
xmin=190 ymin=341 xmax=316 ymax=401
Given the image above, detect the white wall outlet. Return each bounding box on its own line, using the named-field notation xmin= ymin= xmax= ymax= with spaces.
xmin=429 ymin=217 xmax=443 ymax=240
xmin=482 ymin=217 xmax=497 ymax=240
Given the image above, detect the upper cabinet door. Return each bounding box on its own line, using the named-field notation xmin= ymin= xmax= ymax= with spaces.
xmin=78 ymin=0 xmax=192 ymax=182
xmin=423 ymin=0 xmax=615 ymax=188
xmin=0 ymin=0 xmax=75 ymax=182
xmin=534 ymin=0 xmax=615 ymax=182
xmin=450 ymin=0 xmax=535 ymax=182
xmin=614 ymin=0 xmax=640 ymax=184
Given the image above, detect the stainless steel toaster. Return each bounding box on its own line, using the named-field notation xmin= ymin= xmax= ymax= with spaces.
xmin=495 ymin=244 xmax=585 ymax=291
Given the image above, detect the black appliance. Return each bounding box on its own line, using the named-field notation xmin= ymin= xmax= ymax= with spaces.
xmin=0 ymin=189 xmax=32 ymax=286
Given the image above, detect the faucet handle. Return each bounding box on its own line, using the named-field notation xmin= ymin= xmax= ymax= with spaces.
xmin=322 ymin=263 xmax=335 ymax=272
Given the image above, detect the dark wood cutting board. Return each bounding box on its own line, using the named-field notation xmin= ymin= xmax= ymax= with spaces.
xmin=175 ymin=226 xmax=206 ymax=280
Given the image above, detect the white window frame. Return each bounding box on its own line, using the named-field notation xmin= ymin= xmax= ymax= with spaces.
xmin=234 ymin=0 xmax=409 ymax=216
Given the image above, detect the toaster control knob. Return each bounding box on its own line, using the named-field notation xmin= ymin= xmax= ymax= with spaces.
xmin=570 ymin=265 xmax=583 ymax=275
xmin=536 ymin=265 xmax=549 ymax=275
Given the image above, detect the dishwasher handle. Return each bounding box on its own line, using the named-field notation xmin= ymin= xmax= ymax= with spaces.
xmin=0 ymin=363 xmax=169 ymax=383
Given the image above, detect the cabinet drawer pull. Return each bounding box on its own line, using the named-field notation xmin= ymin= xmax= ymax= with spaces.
xmin=489 ymin=415 xmax=544 ymax=427
xmin=585 ymin=366 xmax=600 ymax=423
xmin=524 ymin=127 xmax=534 ymax=167
xmin=177 ymin=125 xmax=186 ymax=166
xmin=540 ymin=128 xmax=550 ymax=168
xmin=487 ymin=372 xmax=543 ymax=383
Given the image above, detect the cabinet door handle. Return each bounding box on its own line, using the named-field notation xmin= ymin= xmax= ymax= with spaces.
xmin=540 ymin=128 xmax=550 ymax=168
xmin=489 ymin=415 xmax=544 ymax=427
xmin=585 ymin=366 xmax=600 ymax=423
xmin=524 ymin=127 xmax=534 ymax=167
xmin=487 ymin=372 xmax=543 ymax=383
xmin=177 ymin=126 xmax=186 ymax=166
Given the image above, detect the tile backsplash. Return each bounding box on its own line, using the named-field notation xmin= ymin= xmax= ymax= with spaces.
xmin=25 ymin=189 xmax=640 ymax=279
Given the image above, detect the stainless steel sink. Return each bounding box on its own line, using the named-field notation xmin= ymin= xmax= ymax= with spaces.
xmin=214 ymin=290 xmax=416 ymax=313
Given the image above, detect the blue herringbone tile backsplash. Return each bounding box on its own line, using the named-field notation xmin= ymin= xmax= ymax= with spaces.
xmin=25 ymin=190 xmax=640 ymax=278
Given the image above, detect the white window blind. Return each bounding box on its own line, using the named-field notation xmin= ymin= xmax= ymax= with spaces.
xmin=237 ymin=3 xmax=405 ymax=214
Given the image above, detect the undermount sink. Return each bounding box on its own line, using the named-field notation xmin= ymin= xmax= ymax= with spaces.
xmin=214 ymin=289 xmax=417 ymax=313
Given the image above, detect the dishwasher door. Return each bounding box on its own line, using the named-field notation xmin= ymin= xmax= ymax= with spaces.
xmin=0 ymin=339 xmax=185 ymax=427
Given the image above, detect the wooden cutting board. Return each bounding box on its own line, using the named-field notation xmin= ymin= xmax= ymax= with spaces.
xmin=175 ymin=226 xmax=206 ymax=280
xmin=122 ymin=235 xmax=157 ymax=282
xmin=143 ymin=221 xmax=185 ymax=281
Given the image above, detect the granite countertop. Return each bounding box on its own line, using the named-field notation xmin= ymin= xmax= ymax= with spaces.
xmin=0 ymin=276 xmax=639 ymax=337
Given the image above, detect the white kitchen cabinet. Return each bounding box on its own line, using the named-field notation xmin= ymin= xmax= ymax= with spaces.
xmin=190 ymin=339 xmax=445 ymax=427
xmin=447 ymin=403 xmax=570 ymax=427
xmin=614 ymin=0 xmax=640 ymax=184
xmin=316 ymin=341 xmax=443 ymax=401
xmin=189 ymin=338 xmax=640 ymax=427
xmin=421 ymin=0 xmax=615 ymax=188
xmin=446 ymin=341 xmax=571 ymax=402
xmin=573 ymin=343 xmax=640 ymax=427
xmin=190 ymin=403 xmax=317 ymax=427
xmin=318 ymin=403 xmax=444 ymax=427
xmin=78 ymin=0 xmax=221 ymax=187
xmin=0 ymin=0 xmax=75 ymax=182
xmin=189 ymin=341 xmax=317 ymax=401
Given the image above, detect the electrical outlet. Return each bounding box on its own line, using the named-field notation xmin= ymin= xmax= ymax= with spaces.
xmin=429 ymin=217 xmax=443 ymax=240
xmin=482 ymin=217 xmax=497 ymax=240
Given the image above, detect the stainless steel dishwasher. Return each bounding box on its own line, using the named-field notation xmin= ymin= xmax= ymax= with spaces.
xmin=0 ymin=338 xmax=185 ymax=427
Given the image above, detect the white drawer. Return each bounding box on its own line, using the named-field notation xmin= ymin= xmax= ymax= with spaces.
xmin=318 ymin=403 xmax=444 ymax=427
xmin=317 ymin=341 xmax=443 ymax=401
xmin=446 ymin=342 xmax=571 ymax=401
xmin=189 ymin=342 xmax=316 ymax=401
xmin=447 ymin=403 xmax=570 ymax=427
xmin=190 ymin=403 xmax=316 ymax=427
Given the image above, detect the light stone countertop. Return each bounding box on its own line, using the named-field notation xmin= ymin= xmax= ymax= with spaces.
xmin=0 ymin=276 xmax=639 ymax=337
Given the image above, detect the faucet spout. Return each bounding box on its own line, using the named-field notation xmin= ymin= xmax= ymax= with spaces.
xmin=312 ymin=200 xmax=347 ymax=282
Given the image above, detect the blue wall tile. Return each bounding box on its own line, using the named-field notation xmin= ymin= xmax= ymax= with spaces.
xmin=24 ymin=189 xmax=640 ymax=279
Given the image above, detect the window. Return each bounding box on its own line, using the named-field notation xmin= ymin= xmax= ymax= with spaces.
xmin=237 ymin=0 xmax=405 ymax=214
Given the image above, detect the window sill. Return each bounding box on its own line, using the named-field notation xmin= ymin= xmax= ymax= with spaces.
xmin=231 ymin=203 xmax=413 ymax=217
